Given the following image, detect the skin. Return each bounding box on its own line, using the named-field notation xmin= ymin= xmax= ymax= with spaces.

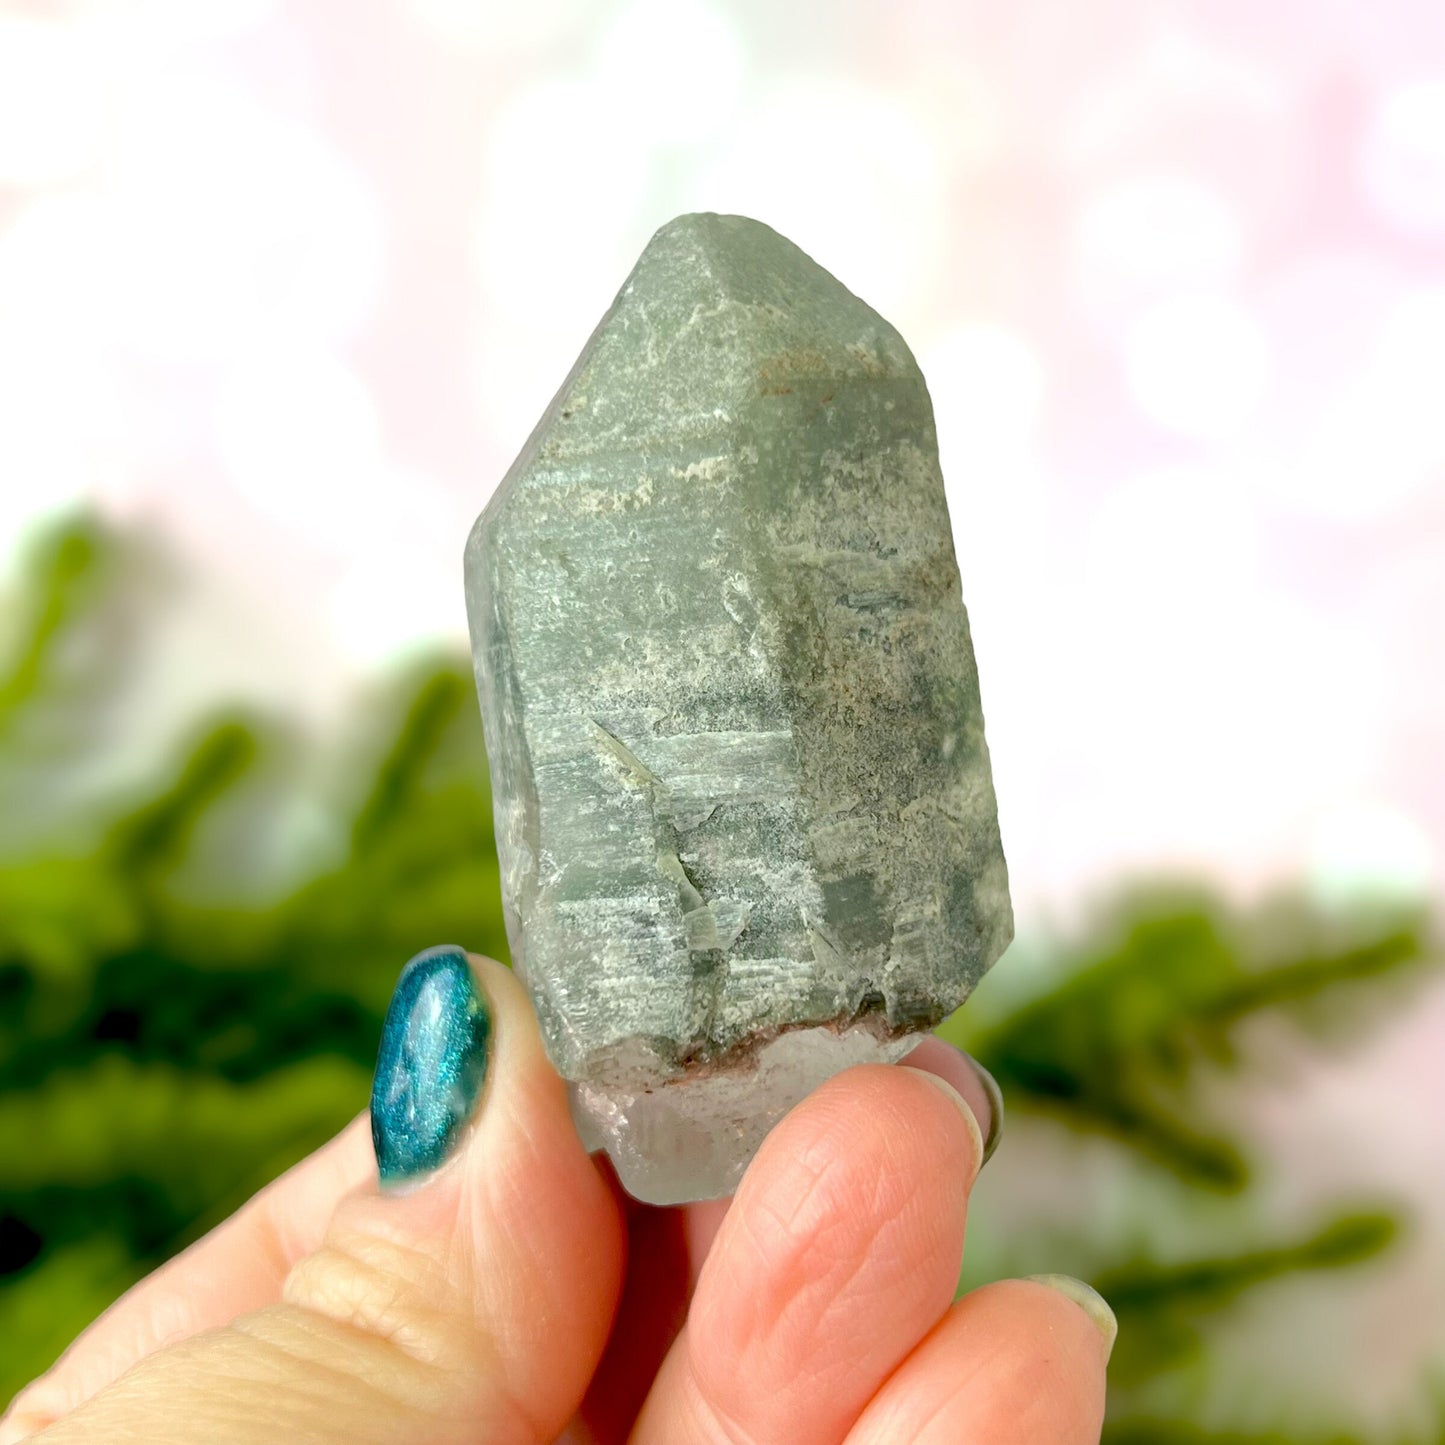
xmin=0 ymin=954 xmax=1112 ymax=1444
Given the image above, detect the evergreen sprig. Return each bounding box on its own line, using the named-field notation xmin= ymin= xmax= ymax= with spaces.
xmin=0 ymin=515 xmax=1438 ymax=1440
xmin=951 ymin=897 xmax=1432 ymax=1191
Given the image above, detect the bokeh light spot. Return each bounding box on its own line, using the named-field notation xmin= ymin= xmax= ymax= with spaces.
xmin=0 ymin=193 xmax=113 ymax=349
xmin=0 ymin=194 xmax=129 ymax=534
xmin=1074 ymin=173 xmax=1244 ymax=325
xmin=328 ymin=541 xmax=466 ymax=669
xmin=0 ymin=17 xmax=114 ymax=186
xmin=104 ymin=79 xmax=385 ymax=363
xmin=1124 ymin=293 xmax=1270 ymax=439
xmin=214 ymin=346 xmax=385 ymax=549
xmin=475 ymin=80 xmax=653 ymax=336
xmin=1285 ymin=285 xmax=1445 ymax=519
xmin=133 ymin=0 xmax=280 ymax=39
xmin=924 ymin=323 xmax=1045 ymax=468
xmin=1309 ymin=801 xmax=1438 ymax=905
xmin=686 ymin=78 xmax=945 ymax=321
xmin=594 ymin=0 xmax=745 ymax=147
xmin=1360 ymin=79 xmax=1445 ymax=237
xmin=406 ymin=0 xmax=582 ymax=50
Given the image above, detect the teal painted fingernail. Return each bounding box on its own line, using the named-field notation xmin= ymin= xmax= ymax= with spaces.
xmin=371 ymin=947 xmax=492 ymax=1187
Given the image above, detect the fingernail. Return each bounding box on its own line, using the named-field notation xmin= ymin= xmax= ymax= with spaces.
xmin=371 ymin=947 xmax=492 ymax=1188
xmin=968 ymin=1057 xmax=1004 ymax=1166
xmin=911 ymin=1070 xmax=986 ymax=1182
xmin=1026 ymin=1274 xmax=1118 ymax=1360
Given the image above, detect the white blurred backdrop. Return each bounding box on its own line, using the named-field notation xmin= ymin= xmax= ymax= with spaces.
xmin=3 ymin=5 xmax=1445 ymax=1430
xmin=0 ymin=0 xmax=1441 ymax=919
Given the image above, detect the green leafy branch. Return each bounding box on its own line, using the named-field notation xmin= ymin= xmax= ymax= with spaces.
xmin=0 ymin=516 xmax=1438 ymax=1439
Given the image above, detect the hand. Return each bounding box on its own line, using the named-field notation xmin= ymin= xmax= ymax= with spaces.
xmin=2 ymin=949 xmax=1114 ymax=1444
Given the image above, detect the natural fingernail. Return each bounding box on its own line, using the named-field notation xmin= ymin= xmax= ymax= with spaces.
xmin=967 ymin=1056 xmax=1004 ymax=1165
xmin=1027 ymin=1274 xmax=1118 ymax=1360
xmin=910 ymin=1069 xmax=986 ymax=1181
xmin=371 ymin=946 xmax=493 ymax=1188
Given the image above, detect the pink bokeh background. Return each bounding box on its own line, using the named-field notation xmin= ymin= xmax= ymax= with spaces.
xmin=1 ymin=1 xmax=1442 ymax=1427
xmin=3 ymin=0 xmax=1441 ymax=916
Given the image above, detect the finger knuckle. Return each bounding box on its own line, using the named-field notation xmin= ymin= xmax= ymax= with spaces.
xmin=283 ymin=1228 xmax=468 ymax=1372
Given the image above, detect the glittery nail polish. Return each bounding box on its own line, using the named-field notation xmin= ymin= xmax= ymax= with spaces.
xmin=371 ymin=947 xmax=492 ymax=1187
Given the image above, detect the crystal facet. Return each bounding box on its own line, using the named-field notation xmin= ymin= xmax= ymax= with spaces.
xmin=465 ymin=213 xmax=1012 ymax=1204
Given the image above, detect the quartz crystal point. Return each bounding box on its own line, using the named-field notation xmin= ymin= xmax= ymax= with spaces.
xmin=465 ymin=213 xmax=1012 ymax=1204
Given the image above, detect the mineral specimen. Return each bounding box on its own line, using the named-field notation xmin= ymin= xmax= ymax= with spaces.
xmin=464 ymin=213 xmax=1012 ymax=1204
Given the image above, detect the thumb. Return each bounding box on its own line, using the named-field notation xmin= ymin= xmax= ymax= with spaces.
xmin=20 ymin=949 xmax=626 ymax=1445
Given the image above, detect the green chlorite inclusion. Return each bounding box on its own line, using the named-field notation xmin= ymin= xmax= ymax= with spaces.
xmin=465 ymin=213 xmax=1012 ymax=1204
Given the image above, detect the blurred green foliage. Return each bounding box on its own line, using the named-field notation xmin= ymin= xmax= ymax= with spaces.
xmin=0 ymin=518 xmax=508 ymax=1395
xmin=1 ymin=517 xmax=1440 ymax=1442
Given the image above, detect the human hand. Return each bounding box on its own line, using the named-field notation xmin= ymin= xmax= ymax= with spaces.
xmin=2 ymin=947 xmax=1115 ymax=1444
